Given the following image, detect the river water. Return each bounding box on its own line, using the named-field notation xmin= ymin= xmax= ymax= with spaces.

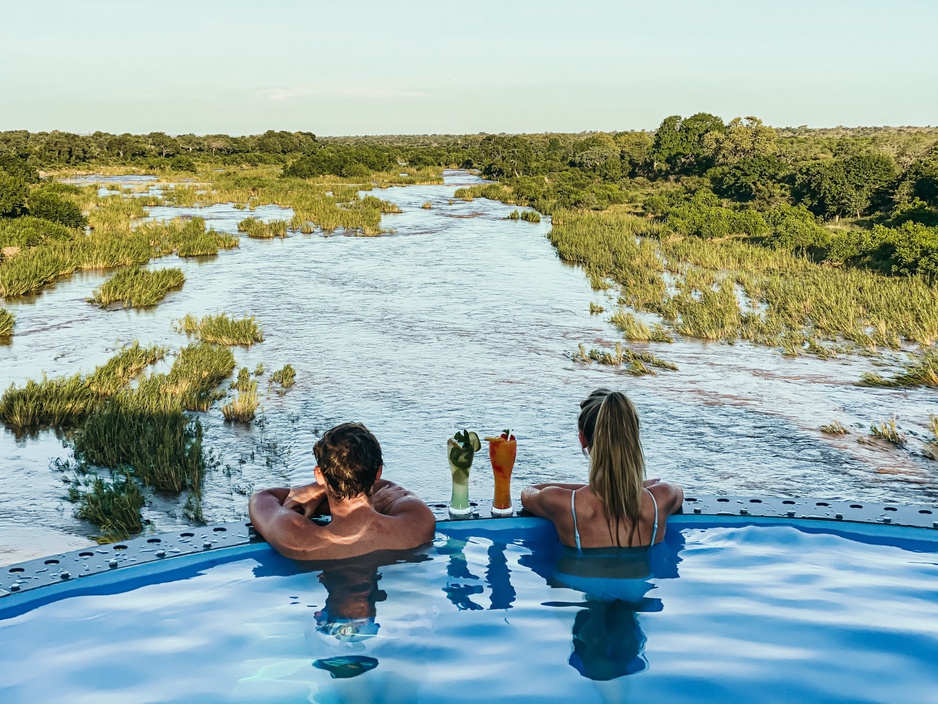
xmin=1 ymin=171 xmax=936 ymax=562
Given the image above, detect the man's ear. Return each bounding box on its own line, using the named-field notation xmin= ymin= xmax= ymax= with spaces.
xmin=314 ymin=465 xmax=325 ymax=485
xmin=375 ymin=465 xmax=383 ymax=482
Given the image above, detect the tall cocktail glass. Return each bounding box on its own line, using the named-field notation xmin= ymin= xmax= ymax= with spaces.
xmin=448 ymin=430 xmax=480 ymax=518
xmin=486 ymin=431 xmax=517 ymax=517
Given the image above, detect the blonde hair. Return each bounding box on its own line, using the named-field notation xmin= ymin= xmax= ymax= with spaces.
xmin=578 ymin=389 xmax=645 ymax=547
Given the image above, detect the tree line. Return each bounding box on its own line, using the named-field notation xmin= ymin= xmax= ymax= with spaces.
xmin=1 ymin=118 xmax=937 ymax=279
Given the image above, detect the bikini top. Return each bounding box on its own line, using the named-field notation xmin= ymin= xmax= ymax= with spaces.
xmin=571 ymin=487 xmax=658 ymax=553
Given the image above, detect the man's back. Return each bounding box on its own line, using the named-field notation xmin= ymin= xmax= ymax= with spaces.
xmin=248 ymin=423 xmax=435 ymax=560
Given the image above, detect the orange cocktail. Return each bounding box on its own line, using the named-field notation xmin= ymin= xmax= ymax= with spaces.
xmin=485 ymin=431 xmax=517 ymax=517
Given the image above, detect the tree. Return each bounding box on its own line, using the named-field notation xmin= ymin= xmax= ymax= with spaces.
xmin=795 ymin=154 xmax=896 ymax=220
xmin=651 ymin=113 xmax=725 ymax=175
xmin=710 ymin=155 xmax=790 ymax=207
xmin=0 ymin=153 xmax=39 ymax=183
xmin=704 ymin=116 xmax=777 ymax=165
xmin=146 ymin=132 xmax=178 ymax=159
xmin=0 ymin=172 xmax=28 ymax=217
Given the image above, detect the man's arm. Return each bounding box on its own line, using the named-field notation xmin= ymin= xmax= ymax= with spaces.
xmin=282 ymin=481 xmax=330 ymax=517
xmin=249 ymin=488 xmax=328 ymax=560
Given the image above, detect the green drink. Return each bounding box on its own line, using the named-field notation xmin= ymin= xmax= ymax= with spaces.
xmin=448 ymin=430 xmax=480 ymax=518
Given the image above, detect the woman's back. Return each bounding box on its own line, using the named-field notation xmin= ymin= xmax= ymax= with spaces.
xmin=528 ymin=481 xmax=680 ymax=551
xmin=520 ymin=388 xmax=683 ymax=550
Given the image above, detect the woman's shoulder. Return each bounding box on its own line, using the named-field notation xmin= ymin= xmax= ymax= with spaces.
xmin=646 ymin=481 xmax=684 ymax=514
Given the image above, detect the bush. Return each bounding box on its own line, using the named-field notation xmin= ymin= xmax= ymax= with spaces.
xmin=27 ymin=189 xmax=88 ymax=229
xmin=764 ymin=204 xmax=831 ymax=255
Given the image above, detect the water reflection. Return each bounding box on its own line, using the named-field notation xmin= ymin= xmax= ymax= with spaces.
xmin=523 ymin=529 xmax=685 ymax=681
xmin=438 ymin=536 xmax=518 ymax=611
xmin=252 ymin=547 xmax=429 ymax=679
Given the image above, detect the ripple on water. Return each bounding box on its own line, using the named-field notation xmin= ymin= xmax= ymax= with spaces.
xmin=0 ymin=171 xmax=936 ymax=555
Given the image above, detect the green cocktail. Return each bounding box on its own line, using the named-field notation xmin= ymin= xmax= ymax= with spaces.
xmin=448 ymin=429 xmax=480 ymax=518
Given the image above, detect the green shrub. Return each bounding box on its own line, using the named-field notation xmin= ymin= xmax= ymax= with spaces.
xmin=28 ymin=189 xmax=88 ymax=229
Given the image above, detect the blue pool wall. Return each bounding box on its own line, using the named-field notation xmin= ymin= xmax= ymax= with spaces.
xmin=2 ymin=493 xmax=937 ymax=620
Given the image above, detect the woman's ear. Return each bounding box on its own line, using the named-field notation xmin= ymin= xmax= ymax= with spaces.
xmin=578 ymin=430 xmax=588 ymax=449
xmin=375 ymin=465 xmax=383 ymax=482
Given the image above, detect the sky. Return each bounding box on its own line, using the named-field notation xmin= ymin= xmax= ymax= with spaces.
xmin=1 ymin=0 xmax=936 ymax=135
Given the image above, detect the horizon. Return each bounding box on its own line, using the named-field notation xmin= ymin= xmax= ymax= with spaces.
xmin=2 ymin=0 xmax=936 ymax=135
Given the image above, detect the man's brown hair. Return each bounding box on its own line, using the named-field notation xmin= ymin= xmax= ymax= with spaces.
xmin=313 ymin=422 xmax=383 ymax=500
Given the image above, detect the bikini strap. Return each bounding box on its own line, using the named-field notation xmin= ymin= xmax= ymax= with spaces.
xmin=571 ymin=488 xmax=582 ymax=553
xmin=647 ymin=488 xmax=659 ymax=547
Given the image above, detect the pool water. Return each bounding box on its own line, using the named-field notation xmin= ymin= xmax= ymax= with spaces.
xmin=1 ymin=518 xmax=937 ymax=703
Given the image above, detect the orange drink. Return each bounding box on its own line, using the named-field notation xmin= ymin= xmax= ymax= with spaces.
xmin=485 ymin=430 xmax=516 ymax=517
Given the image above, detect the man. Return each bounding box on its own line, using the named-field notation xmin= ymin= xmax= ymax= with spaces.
xmin=249 ymin=422 xmax=435 ymax=560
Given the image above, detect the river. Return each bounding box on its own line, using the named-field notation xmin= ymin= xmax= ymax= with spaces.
xmin=1 ymin=171 xmax=935 ymax=563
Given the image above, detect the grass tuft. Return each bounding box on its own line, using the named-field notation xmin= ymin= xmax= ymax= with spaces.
xmin=571 ymin=342 xmax=678 ymax=375
xmin=175 ymin=313 xmax=263 ymax=346
xmin=869 ymin=417 xmax=906 ymax=446
xmin=70 ymin=470 xmax=144 ymax=542
xmin=819 ymin=420 xmax=849 ymax=435
xmin=238 ymin=217 xmax=288 ymax=239
xmin=222 ymin=380 xmax=259 ymax=423
xmin=0 ymin=308 xmax=13 ymax=337
xmin=271 ymin=363 xmax=296 ymax=391
xmin=92 ymin=267 xmax=184 ymax=308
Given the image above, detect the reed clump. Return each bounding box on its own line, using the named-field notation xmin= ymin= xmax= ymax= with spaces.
xmin=91 ymin=267 xmax=185 ymax=308
xmin=520 ymin=210 xmax=541 ymax=223
xmin=589 ymin=302 xmax=605 ymax=315
xmin=271 ymin=363 xmax=296 ymax=389
xmin=421 ymin=201 xmax=433 ymax=210
xmin=0 ymin=245 xmax=76 ymax=298
xmin=454 ymin=184 xmax=516 ymax=204
xmin=163 ymin=342 xmax=236 ymax=411
xmin=85 ymin=342 xmax=166 ymax=395
xmin=0 ymin=342 xmax=165 ymax=431
xmin=860 ymin=349 xmax=938 ymax=388
xmin=175 ymin=313 xmax=263 ymax=346
xmin=69 ymin=471 xmax=144 ymax=542
xmin=238 ymin=217 xmax=288 ymax=239
xmin=869 ymin=417 xmax=906 ymax=446
xmin=361 ymin=195 xmax=402 ymax=214
xmin=230 ymin=367 xmax=253 ymax=391
xmin=222 ymin=380 xmax=259 ymax=423
xmin=571 ymin=342 xmax=678 ymax=376
xmin=930 ymin=415 xmax=938 ymax=441
xmin=0 ymin=308 xmax=13 ymax=337
xmin=610 ymin=310 xmax=673 ymax=342
xmin=74 ymin=393 xmax=205 ymax=493
xmin=819 ymin=420 xmax=849 ymax=435
xmin=0 ymin=373 xmax=97 ymax=430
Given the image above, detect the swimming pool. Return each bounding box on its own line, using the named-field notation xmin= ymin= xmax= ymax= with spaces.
xmin=1 ymin=499 xmax=937 ymax=704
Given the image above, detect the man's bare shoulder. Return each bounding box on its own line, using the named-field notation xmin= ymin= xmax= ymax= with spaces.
xmin=372 ymin=482 xmax=436 ymax=547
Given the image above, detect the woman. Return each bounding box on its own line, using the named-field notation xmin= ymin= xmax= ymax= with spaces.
xmin=521 ymin=388 xmax=683 ymax=550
